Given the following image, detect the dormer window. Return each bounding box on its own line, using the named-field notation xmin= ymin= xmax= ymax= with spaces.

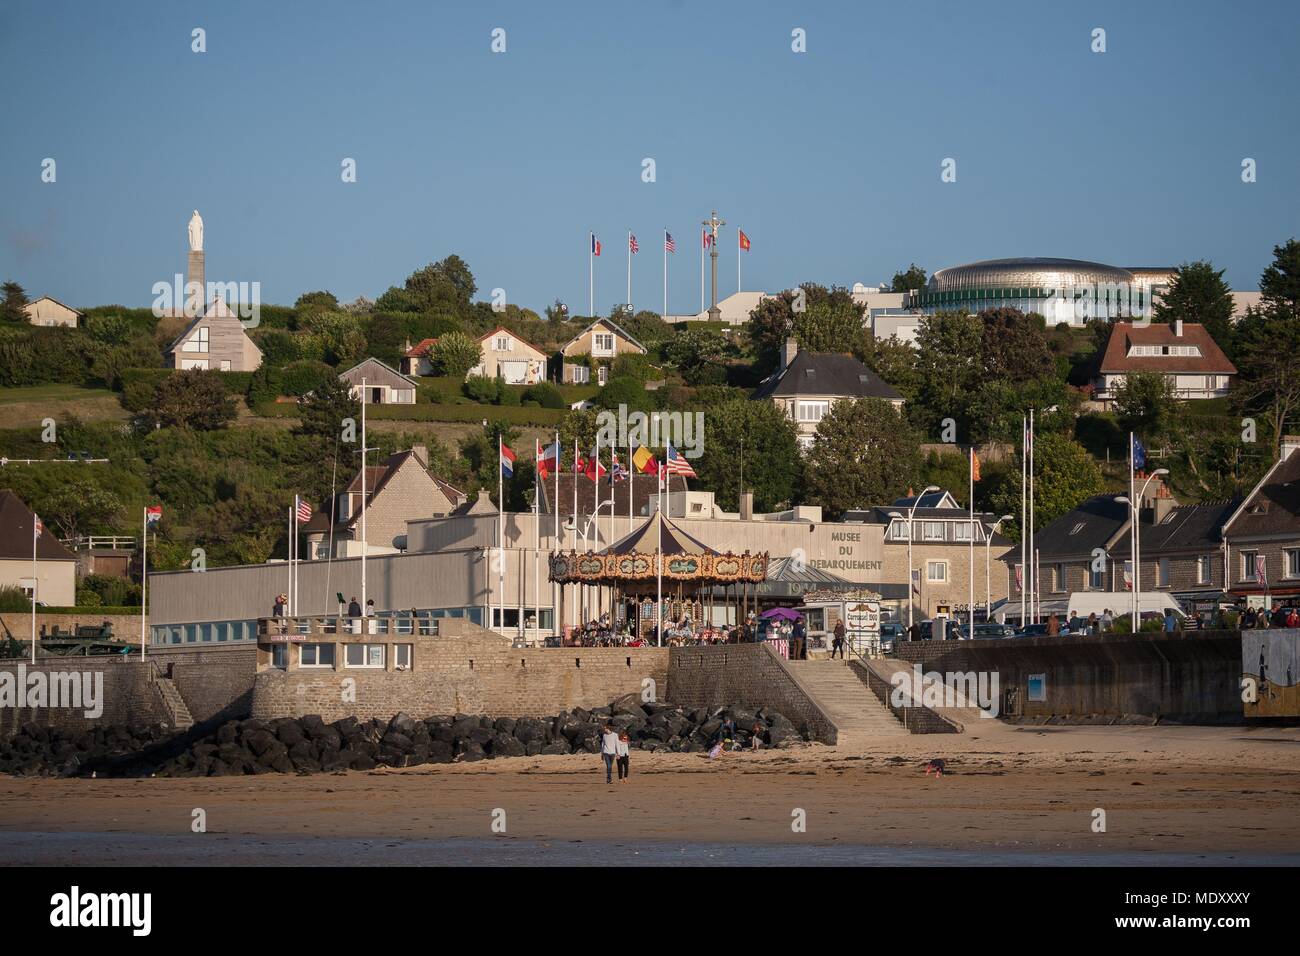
xmin=494 ymin=336 xmax=511 ymax=351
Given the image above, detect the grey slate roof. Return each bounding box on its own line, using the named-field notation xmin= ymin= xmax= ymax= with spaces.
xmin=753 ymin=352 xmax=903 ymax=402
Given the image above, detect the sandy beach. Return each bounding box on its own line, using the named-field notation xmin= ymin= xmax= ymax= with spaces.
xmin=2 ymin=722 xmax=1298 ymax=865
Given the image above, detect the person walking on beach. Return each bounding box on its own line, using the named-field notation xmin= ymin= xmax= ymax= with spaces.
xmin=831 ymin=619 xmax=846 ymax=659
xmin=600 ymin=723 xmax=619 ymax=784
xmin=616 ymin=730 xmax=630 ymax=782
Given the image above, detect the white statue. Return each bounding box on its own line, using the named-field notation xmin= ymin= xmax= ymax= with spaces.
xmin=187 ymin=210 xmax=204 ymax=252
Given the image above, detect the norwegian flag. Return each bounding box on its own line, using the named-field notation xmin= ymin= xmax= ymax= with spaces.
xmin=591 ymin=233 xmax=601 ymax=257
xmin=665 ymin=232 xmax=676 ymax=253
xmin=628 ymin=233 xmax=639 ymax=254
xmin=296 ymin=499 xmax=313 ymax=523
xmin=664 ymin=442 xmax=697 ymax=478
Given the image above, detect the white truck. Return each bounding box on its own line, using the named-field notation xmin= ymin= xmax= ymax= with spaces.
xmin=1067 ymin=592 xmax=1187 ymax=624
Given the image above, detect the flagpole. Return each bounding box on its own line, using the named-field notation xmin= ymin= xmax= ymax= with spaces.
xmin=288 ymin=503 xmax=294 ymax=616
xmin=662 ymin=229 xmax=668 ymax=317
xmin=969 ymin=447 xmax=975 ymax=635
xmin=1028 ymin=408 xmax=1035 ymax=624
xmin=628 ymin=436 xmax=633 ymax=535
xmin=700 ymin=229 xmax=705 ymax=313
xmin=497 ymin=435 xmax=504 ymax=634
xmin=360 ymin=377 xmax=368 ymax=613
xmin=534 ymin=439 xmax=540 ymax=643
xmin=589 ymin=233 xmax=594 ymax=318
xmin=656 ymin=462 xmax=663 ymax=647
xmin=1020 ymin=415 xmax=1026 ymax=627
xmin=626 ymin=230 xmax=632 ymax=312
xmin=572 ymin=438 xmax=578 ymax=626
xmin=737 ymin=228 xmax=741 ymax=294
xmin=139 ymin=507 xmax=147 ymax=660
xmin=1129 ymin=431 xmax=1137 ymax=630
xmin=31 ymin=513 xmax=38 ymax=665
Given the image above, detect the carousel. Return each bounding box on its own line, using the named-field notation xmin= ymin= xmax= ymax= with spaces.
xmin=548 ymin=511 xmax=769 ymax=644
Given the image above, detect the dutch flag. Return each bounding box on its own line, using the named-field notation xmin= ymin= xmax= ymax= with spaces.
xmin=500 ymin=443 xmax=516 ymax=479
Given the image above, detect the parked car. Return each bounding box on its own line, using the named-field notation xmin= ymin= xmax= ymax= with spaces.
xmin=880 ymin=622 xmax=903 ymax=654
xmin=919 ymin=619 xmax=961 ymax=641
xmin=1014 ymin=623 xmax=1051 ymax=638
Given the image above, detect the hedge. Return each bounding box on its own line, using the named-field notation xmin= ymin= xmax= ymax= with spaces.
xmin=251 ymin=400 xmax=564 ymax=426
xmin=119 ymin=367 xmax=252 ymax=397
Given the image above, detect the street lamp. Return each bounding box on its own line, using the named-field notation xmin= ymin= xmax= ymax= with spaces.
xmin=986 ymin=514 xmax=1014 ymax=621
xmin=1115 ymin=468 xmax=1168 ymax=631
xmin=902 ymin=485 xmax=940 ymax=630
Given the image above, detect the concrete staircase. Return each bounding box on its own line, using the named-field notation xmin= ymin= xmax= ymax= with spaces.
xmin=782 ymin=659 xmax=909 ymax=747
xmin=153 ymin=675 xmax=194 ymax=732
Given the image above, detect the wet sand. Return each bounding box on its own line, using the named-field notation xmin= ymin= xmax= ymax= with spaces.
xmin=2 ymin=723 xmax=1298 ymax=865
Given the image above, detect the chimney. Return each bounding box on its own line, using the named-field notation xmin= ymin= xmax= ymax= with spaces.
xmin=1173 ymin=319 xmax=1183 ymax=337
xmin=1281 ymin=435 xmax=1300 ymax=462
xmin=780 ymin=337 xmax=798 ymax=374
xmin=1151 ymin=482 xmax=1175 ymax=524
xmin=740 ymin=490 xmax=754 ymax=521
xmin=411 ymin=443 xmax=428 ymax=466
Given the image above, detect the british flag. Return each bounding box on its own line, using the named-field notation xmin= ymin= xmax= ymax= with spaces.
xmin=628 ymin=233 xmax=639 ymax=254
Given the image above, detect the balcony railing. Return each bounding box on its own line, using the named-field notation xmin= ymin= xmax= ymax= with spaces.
xmin=256 ymin=613 xmax=439 ymax=641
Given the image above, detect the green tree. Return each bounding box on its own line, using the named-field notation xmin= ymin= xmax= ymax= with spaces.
xmin=1153 ymin=260 xmax=1234 ymax=343
xmin=1258 ymin=237 xmax=1300 ymax=322
xmin=694 ymin=400 xmax=801 ymax=512
xmin=746 ymin=284 xmax=860 ymax=374
xmin=296 ymin=372 xmax=362 ymax=480
xmin=804 ymin=398 xmax=920 ymax=518
xmin=1112 ymin=371 xmax=1177 ymax=438
xmin=889 ymin=264 xmax=927 ymax=293
xmin=860 ymin=334 xmax=919 ymax=401
xmin=1 ymin=281 xmax=29 ymax=323
xmin=792 ymin=294 xmax=868 ymax=356
xmin=404 ymin=255 xmax=477 ymax=315
xmin=664 ymin=327 xmax=733 ymax=385
xmin=978 ymin=307 xmax=1053 ymax=383
xmin=149 ymin=369 xmax=236 ymax=430
xmin=911 ymin=310 xmax=982 ymax=438
xmin=430 ymin=331 xmax=480 ymax=376
xmin=294 ymin=290 xmax=340 ymax=314
xmin=990 ymin=432 xmax=1105 ymax=541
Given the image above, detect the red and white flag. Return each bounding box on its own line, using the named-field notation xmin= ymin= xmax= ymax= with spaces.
xmin=296 ymin=499 xmax=313 ymax=523
xmin=33 ymin=515 xmax=43 ymax=539
xmin=145 ymin=505 xmax=163 ymax=527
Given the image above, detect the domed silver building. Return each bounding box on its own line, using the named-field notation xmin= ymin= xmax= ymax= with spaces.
xmin=915 ymin=257 xmax=1165 ymax=323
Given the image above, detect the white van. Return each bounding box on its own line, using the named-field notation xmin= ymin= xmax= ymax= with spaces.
xmin=1067 ymin=592 xmax=1187 ymax=622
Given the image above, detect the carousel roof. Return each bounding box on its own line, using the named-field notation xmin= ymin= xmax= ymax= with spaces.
xmin=604 ymin=511 xmax=715 ymax=557
xmin=548 ymin=511 xmax=768 ymax=586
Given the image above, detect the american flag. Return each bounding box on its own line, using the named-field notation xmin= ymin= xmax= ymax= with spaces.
xmin=296 ymin=498 xmax=313 ymax=522
xmin=664 ymin=442 xmax=697 ymax=478
xmin=665 ymin=232 xmax=676 ymax=253
xmin=628 ymin=233 xmax=639 ymax=254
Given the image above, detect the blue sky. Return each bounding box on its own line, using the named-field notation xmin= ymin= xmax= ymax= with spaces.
xmin=2 ymin=0 xmax=1296 ymax=313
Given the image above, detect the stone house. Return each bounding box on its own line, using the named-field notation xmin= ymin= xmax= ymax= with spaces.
xmin=300 ymin=446 xmax=466 ymax=559
xmin=23 ymin=296 xmax=82 ymax=328
xmin=559 ymin=319 xmax=647 ymax=385
xmin=754 ymin=339 xmax=905 ymax=449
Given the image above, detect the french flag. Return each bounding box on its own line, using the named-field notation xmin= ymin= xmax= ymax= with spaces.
xmin=500 ymin=443 xmax=516 ymax=478
xmin=591 ymin=233 xmax=601 ymax=257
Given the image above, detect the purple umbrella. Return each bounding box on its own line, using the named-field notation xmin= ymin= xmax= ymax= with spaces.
xmin=761 ymin=607 xmax=803 ymax=621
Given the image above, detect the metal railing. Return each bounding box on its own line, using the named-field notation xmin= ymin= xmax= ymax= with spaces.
xmin=60 ymin=535 xmax=137 ymax=552
xmin=257 ymin=613 xmax=440 ymax=639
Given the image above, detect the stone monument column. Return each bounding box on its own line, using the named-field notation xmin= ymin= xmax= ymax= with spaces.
xmin=185 ymin=210 xmax=205 ymax=317
xmin=702 ymin=209 xmax=725 ymax=322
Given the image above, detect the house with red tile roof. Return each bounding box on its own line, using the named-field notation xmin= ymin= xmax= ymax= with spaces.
xmin=401 ymin=328 xmax=548 ymax=384
xmin=1093 ymin=320 xmax=1236 ymax=402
